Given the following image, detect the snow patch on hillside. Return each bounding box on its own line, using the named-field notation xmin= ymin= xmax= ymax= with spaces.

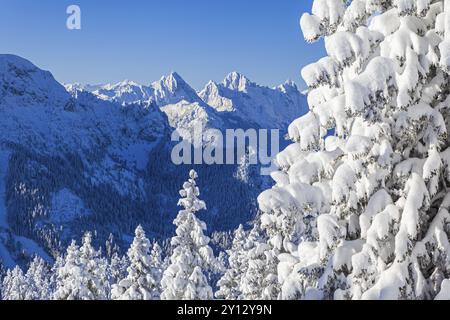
xmin=49 ymin=189 xmax=93 ymax=224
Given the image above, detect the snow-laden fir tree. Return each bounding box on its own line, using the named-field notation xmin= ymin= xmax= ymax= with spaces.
xmin=24 ymin=256 xmax=52 ymax=300
xmin=111 ymin=225 xmax=160 ymax=300
xmin=54 ymin=233 xmax=109 ymax=300
xmin=216 ymin=224 xmax=247 ymax=300
xmin=257 ymin=0 xmax=450 ymax=300
xmin=53 ymin=240 xmax=82 ymax=300
xmin=1 ymin=266 xmax=27 ymax=300
xmin=78 ymin=232 xmax=110 ymax=299
xmin=150 ymin=241 xmax=164 ymax=285
xmin=160 ymin=170 xmax=217 ymax=300
xmin=105 ymin=233 xmax=129 ymax=287
xmin=105 ymin=233 xmax=120 ymax=261
xmin=235 ymin=148 xmax=258 ymax=184
xmin=239 ymin=222 xmax=280 ymax=300
xmin=108 ymin=252 xmax=129 ymax=288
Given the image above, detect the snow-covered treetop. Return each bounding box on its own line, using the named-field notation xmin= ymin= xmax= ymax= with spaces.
xmin=178 ymin=170 xmax=207 ymax=214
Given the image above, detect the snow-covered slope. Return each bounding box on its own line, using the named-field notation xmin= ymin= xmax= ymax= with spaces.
xmin=161 ymin=101 xmax=224 ymax=143
xmin=0 ymin=54 xmax=168 ymax=266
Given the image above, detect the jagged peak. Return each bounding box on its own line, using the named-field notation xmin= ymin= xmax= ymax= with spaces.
xmin=117 ymin=79 xmax=140 ymax=87
xmin=223 ymin=72 xmax=254 ymax=91
xmin=283 ymin=79 xmax=298 ymax=88
xmin=168 ymin=71 xmax=183 ymax=81
xmin=153 ymin=71 xmax=191 ymax=93
xmin=101 ymin=79 xmax=142 ymax=91
xmin=161 ymin=71 xmax=186 ymax=84
xmin=277 ymin=79 xmax=299 ymax=93
xmin=200 ymin=80 xmax=220 ymax=94
xmin=64 ymin=82 xmax=84 ymax=91
xmin=205 ymin=79 xmax=218 ymax=87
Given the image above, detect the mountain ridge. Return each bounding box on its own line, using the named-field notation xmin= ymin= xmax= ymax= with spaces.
xmin=68 ymin=71 xmax=307 ymax=130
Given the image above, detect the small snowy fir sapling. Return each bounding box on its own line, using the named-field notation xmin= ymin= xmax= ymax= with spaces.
xmin=111 ymin=225 xmax=160 ymax=300
xmin=256 ymin=0 xmax=450 ymax=300
xmin=160 ymin=170 xmax=217 ymax=300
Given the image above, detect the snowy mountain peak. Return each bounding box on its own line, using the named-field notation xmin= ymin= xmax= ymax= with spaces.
xmin=199 ymin=80 xmax=220 ymax=97
xmin=64 ymin=82 xmax=84 ymax=93
xmin=91 ymin=80 xmax=153 ymax=105
xmin=0 ymin=54 xmax=70 ymax=107
xmin=119 ymin=79 xmax=139 ymax=87
xmin=277 ymin=80 xmax=299 ymax=93
xmin=223 ymin=72 xmax=254 ymax=92
xmin=155 ymin=72 xmax=186 ymax=93
xmin=204 ymin=80 xmax=219 ymax=90
xmin=64 ymin=83 xmax=103 ymax=94
xmin=151 ymin=72 xmax=201 ymax=106
xmin=200 ymin=73 xmax=308 ymax=128
xmin=102 ymin=79 xmax=142 ymax=91
xmin=167 ymin=71 xmax=183 ymax=83
xmin=198 ymin=80 xmax=235 ymax=113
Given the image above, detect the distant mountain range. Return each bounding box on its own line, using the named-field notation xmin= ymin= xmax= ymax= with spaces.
xmin=66 ymin=70 xmax=307 ymax=130
xmin=0 ymin=54 xmax=308 ymax=269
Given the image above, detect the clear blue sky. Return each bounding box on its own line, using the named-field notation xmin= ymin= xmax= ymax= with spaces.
xmin=0 ymin=0 xmax=325 ymax=90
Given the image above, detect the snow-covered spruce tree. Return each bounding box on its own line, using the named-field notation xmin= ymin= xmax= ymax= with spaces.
xmin=150 ymin=241 xmax=164 ymax=286
xmin=160 ymin=170 xmax=217 ymax=300
xmin=78 ymin=232 xmax=110 ymax=299
xmin=1 ymin=266 xmax=28 ymax=300
xmin=24 ymin=256 xmax=53 ymax=300
xmin=108 ymin=252 xmax=129 ymax=288
xmin=257 ymin=0 xmax=450 ymax=300
xmin=105 ymin=233 xmax=119 ymax=260
xmin=216 ymin=224 xmax=247 ymax=300
xmin=105 ymin=233 xmax=129 ymax=288
xmin=54 ymin=233 xmax=109 ymax=300
xmin=111 ymin=225 xmax=161 ymax=300
xmin=239 ymin=222 xmax=279 ymax=300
